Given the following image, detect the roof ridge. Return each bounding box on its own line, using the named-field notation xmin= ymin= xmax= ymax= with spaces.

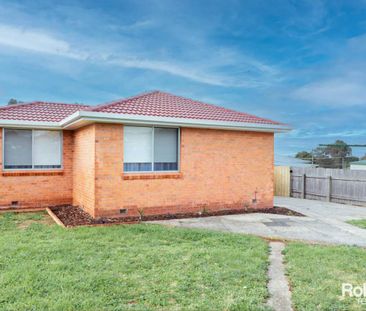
xmin=38 ymin=101 xmax=90 ymax=107
xmin=88 ymin=90 xmax=160 ymax=112
xmin=0 ymin=101 xmax=89 ymax=111
xmin=0 ymin=101 xmax=41 ymax=111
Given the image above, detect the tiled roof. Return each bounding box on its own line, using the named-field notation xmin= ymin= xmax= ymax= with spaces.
xmin=90 ymin=91 xmax=281 ymax=125
xmin=0 ymin=102 xmax=90 ymax=122
xmin=0 ymin=91 xmax=282 ymax=126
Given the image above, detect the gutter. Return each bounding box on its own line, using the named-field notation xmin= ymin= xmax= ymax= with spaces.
xmin=0 ymin=119 xmax=61 ymax=130
xmin=0 ymin=111 xmax=291 ymax=133
xmin=60 ymin=111 xmax=291 ymax=133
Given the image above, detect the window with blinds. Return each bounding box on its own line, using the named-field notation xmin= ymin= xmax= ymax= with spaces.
xmin=3 ymin=129 xmax=62 ymax=170
xmin=124 ymin=126 xmax=179 ymax=172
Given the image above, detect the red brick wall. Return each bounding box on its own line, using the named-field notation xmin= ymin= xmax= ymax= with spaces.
xmin=0 ymin=128 xmax=73 ymax=208
xmin=87 ymin=124 xmax=274 ymax=218
xmin=0 ymin=123 xmax=274 ymax=217
xmin=72 ymin=125 xmax=96 ymax=217
xmin=94 ymin=124 xmax=124 ymax=217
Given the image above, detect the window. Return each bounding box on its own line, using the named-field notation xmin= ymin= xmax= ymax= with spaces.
xmin=124 ymin=126 xmax=178 ymax=172
xmin=153 ymin=128 xmax=178 ymax=171
xmin=124 ymin=127 xmax=153 ymax=172
xmin=3 ymin=129 xmax=62 ymax=170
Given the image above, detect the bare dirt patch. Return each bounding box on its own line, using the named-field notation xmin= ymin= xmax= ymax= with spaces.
xmin=50 ymin=205 xmax=304 ymax=227
xmin=16 ymin=214 xmax=55 ymax=229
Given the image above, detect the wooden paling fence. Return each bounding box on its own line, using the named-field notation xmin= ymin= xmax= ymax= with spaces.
xmin=274 ymin=166 xmax=290 ymax=197
xmin=274 ymin=166 xmax=366 ymax=207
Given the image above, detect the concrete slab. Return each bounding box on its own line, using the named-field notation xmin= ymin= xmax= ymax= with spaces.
xmin=150 ymin=197 xmax=366 ymax=247
xmin=267 ymin=242 xmax=293 ymax=311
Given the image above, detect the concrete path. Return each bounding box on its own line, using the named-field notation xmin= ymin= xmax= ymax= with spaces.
xmin=150 ymin=197 xmax=366 ymax=246
xmin=267 ymin=242 xmax=292 ymax=311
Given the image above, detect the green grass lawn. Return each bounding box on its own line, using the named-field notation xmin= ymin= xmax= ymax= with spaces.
xmin=347 ymin=219 xmax=366 ymax=229
xmin=0 ymin=212 xmax=270 ymax=311
xmin=284 ymin=243 xmax=366 ymax=311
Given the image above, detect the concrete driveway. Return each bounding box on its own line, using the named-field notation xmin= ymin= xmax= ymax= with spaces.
xmin=151 ymin=197 xmax=366 ymax=247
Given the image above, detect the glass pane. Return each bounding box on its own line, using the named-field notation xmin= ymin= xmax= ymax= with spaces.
xmin=4 ymin=129 xmax=32 ymax=169
xmin=33 ymin=131 xmax=62 ymax=169
xmin=124 ymin=126 xmax=153 ymax=172
xmin=154 ymin=128 xmax=178 ymax=171
xmin=123 ymin=163 xmax=152 ymax=172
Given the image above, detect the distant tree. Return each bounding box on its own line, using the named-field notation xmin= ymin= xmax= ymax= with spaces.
xmin=295 ymin=151 xmax=312 ymax=159
xmin=308 ymin=140 xmax=352 ymax=159
xmin=312 ymin=146 xmax=327 ymax=158
xmin=294 ymin=140 xmax=354 ymax=168
xmin=7 ymin=98 xmax=18 ymax=105
xmin=323 ymin=140 xmax=352 ymax=158
xmin=361 ymin=154 xmax=366 ymax=160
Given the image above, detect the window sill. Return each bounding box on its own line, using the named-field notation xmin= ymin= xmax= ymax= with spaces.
xmin=122 ymin=172 xmax=183 ymax=180
xmin=1 ymin=170 xmax=64 ymax=177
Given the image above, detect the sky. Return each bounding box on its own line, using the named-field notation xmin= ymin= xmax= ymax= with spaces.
xmin=0 ymin=0 xmax=366 ymax=161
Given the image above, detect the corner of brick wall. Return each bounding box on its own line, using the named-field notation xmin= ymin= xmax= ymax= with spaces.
xmin=72 ymin=125 xmax=96 ymax=216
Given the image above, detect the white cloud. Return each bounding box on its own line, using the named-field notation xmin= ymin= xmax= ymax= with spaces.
xmin=286 ymin=128 xmax=366 ymax=139
xmin=290 ymin=31 xmax=366 ymax=107
xmin=109 ymin=57 xmax=269 ymax=88
xmin=0 ymin=24 xmax=87 ymax=59
xmin=291 ymin=78 xmax=366 ymax=106
xmin=112 ymin=19 xmax=156 ymax=32
xmin=0 ymin=23 xmax=280 ymax=88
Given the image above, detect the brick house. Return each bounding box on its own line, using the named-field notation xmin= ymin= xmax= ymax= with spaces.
xmin=0 ymin=91 xmax=289 ymax=218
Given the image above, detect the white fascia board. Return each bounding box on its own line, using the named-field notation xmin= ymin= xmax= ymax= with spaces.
xmin=61 ymin=111 xmax=291 ymax=133
xmin=0 ymin=111 xmax=291 ymax=132
xmin=0 ymin=119 xmax=61 ymax=129
xmin=59 ymin=110 xmax=81 ymax=126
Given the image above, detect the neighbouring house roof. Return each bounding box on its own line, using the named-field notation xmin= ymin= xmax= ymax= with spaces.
xmin=274 ymin=155 xmax=314 ymax=167
xmin=350 ymin=160 xmax=366 ymax=166
xmin=0 ymin=91 xmax=290 ymax=132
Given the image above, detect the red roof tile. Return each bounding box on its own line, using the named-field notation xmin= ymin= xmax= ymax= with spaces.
xmin=0 ymin=91 xmax=282 ymax=126
xmin=90 ymin=91 xmax=281 ymax=125
xmin=0 ymin=102 xmax=90 ymax=122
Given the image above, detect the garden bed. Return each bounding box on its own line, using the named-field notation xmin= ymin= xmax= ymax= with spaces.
xmin=50 ymin=205 xmax=304 ymax=227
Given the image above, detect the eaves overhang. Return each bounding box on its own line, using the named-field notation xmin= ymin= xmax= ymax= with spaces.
xmin=61 ymin=111 xmax=291 ymax=133
xmin=0 ymin=119 xmax=61 ymax=130
xmin=0 ymin=111 xmax=291 ymax=133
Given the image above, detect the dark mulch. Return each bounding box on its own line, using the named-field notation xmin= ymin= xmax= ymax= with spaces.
xmin=50 ymin=206 xmax=139 ymax=227
xmin=50 ymin=205 xmax=305 ymax=227
xmin=263 ymin=206 xmax=304 ymax=217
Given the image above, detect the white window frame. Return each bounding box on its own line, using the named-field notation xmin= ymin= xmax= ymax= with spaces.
xmin=2 ymin=128 xmax=63 ymax=171
xmin=123 ymin=125 xmax=180 ymax=173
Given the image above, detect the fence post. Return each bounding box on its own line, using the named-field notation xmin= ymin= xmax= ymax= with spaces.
xmin=301 ymin=174 xmax=306 ymax=199
xmin=327 ymin=176 xmax=332 ymax=202
xmin=289 ymin=168 xmax=292 ymax=197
